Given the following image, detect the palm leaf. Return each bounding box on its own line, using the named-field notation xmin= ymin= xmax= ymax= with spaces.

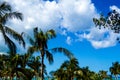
xmin=46 ymin=29 xmax=56 ymax=39
xmin=1 ymin=11 xmax=23 ymax=24
xmin=51 ymin=47 xmax=74 ymax=59
xmin=16 ymin=68 xmax=35 ymax=80
xmin=45 ymin=51 xmax=53 ymax=64
xmin=4 ymin=34 xmax=16 ymax=53
xmin=27 ymin=46 xmax=39 ymax=55
xmin=21 ymin=32 xmax=35 ymax=46
xmin=0 ymin=24 xmax=16 ymax=53
xmin=4 ymin=26 xmax=25 ymax=47
xmin=0 ymin=2 xmax=11 ymax=15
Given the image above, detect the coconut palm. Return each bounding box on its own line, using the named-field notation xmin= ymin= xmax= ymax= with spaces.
xmin=0 ymin=2 xmax=25 ymax=53
xmin=1 ymin=54 xmax=24 ymax=79
xmin=81 ymin=66 xmax=90 ymax=80
xmin=110 ymin=62 xmax=120 ymax=80
xmin=0 ymin=54 xmax=9 ymax=77
xmin=80 ymin=66 xmax=98 ymax=80
xmin=98 ymin=70 xmax=108 ymax=80
xmin=27 ymin=56 xmax=44 ymax=79
xmin=53 ymin=68 xmax=67 ymax=80
xmin=17 ymin=53 xmax=35 ymax=80
xmin=26 ymin=27 xmax=73 ymax=80
xmin=65 ymin=58 xmax=80 ymax=80
xmin=0 ymin=52 xmax=35 ymax=80
xmin=52 ymin=58 xmax=80 ymax=80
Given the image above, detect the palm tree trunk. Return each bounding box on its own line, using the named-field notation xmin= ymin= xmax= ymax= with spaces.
xmin=41 ymin=51 xmax=44 ymax=80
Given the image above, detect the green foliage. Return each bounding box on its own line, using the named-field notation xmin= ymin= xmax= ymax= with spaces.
xmin=0 ymin=1 xmax=25 ymax=53
xmin=93 ymin=10 xmax=120 ymax=33
xmin=25 ymin=27 xmax=74 ymax=80
xmin=109 ymin=61 xmax=120 ymax=80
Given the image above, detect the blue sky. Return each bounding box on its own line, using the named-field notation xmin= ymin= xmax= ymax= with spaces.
xmin=1 ymin=0 xmax=120 ymax=74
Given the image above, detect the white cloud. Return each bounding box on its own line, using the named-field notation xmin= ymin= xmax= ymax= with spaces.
xmin=2 ymin=0 xmax=97 ymax=33
xmin=76 ymin=27 xmax=119 ymax=48
xmin=1 ymin=0 xmax=120 ymax=50
xmin=66 ymin=36 xmax=72 ymax=45
xmin=110 ymin=5 xmax=120 ymax=13
xmin=4 ymin=0 xmax=62 ymax=33
xmin=60 ymin=0 xmax=97 ymax=32
xmin=90 ymin=32 xmax=118 ymax=49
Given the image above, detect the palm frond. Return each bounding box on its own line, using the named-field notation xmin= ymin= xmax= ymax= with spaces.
xmin=0 ymin=2 xmax=11 ymax=15
xmin=45 ymin=51 xmax=53 ymax=64
xmin=0 ymin=24 xmax=16 ymax=53
xmin=17 ymin=68 xmax=35 ymax=80
xmin=27 ymin=56 xmax=41 ymax=72
xmin=70 ymin=58 xmax=79 ymax=66
xmin=27 ymin=46 xmax=39 ymax=55
xmin=46 ymin=29 xmax=56 ymax=39
xmin=21 ymin=32 xmax=35 ymax=46
xmin=51 ymin=47 xmax=74 ymax=59
xmin=4 ymin=34 xmax=16 ymax=53
xmin=18 ymin=53 xmax=31 ymax=68
xmin=60 ymin=61 xmax=69 ymax=69
xmin=4 ymin=26 xmax=25 ymax=47
xmin=1 ymin=11 xmax=23 ymax=24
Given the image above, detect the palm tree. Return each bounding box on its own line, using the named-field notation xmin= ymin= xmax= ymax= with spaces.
xmin=66 ymin=58 xmax=80 ymax=80
xmin=0 ymin=2 xmax=25 ymax=53
xmin=25 ymin=27 xmax=73 ymax=80
xmin=0 ymin=52 xmax=35 ymax=80
xmin=17 ymin=53 xmax=35 ymax=80
xmin=27 ymin=56 xmax=42 ymax=78
xmin=0 ymin=54 xmax=9 ymax=77
xmin=81 ymin=66 xmax=91 ymax=80
xmin=52 ymin=58 xmax=80 ymax=80
xmin=80 ymin=66 xmax=98 ymax=80
xmin=98 ymin=70 xmax=108 ymax=80
xmin=110 ymin=62 xmax=120 ymax=80
xmin=1 ymin=54 xmax=25 ymax=80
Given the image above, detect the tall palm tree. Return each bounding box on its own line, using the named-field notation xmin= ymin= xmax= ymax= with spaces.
xmin=0 ymin=2 xmax=25 ymax=53
xmin=110 ymin=62 xmax=120 ymax=80
xmin=26 ymin=27 xmax=73 ymax=80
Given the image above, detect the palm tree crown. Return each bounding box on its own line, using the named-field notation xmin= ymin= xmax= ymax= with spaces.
xmin=0 ymin=2 xmax=25 ymax=53
xmin=26 ymin=27 xmax=73 ymax=80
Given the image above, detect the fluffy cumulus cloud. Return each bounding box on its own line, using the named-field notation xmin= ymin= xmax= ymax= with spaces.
xmin=60 ymin=0 xmax=97 ymax=32
xmin=2 ymin=0 xmax=97 ymax=33
xmin=0 ymin=0 xmax=120 ymax=51
xmin=76 ymin=28 xmax=119 ymax=48
xmin=110 ymin=5 xmax=120 ymax=12
xmin=3 ymin=0 xmax=62 ymax=32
